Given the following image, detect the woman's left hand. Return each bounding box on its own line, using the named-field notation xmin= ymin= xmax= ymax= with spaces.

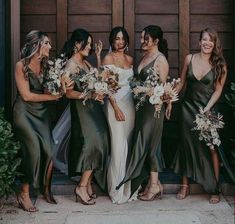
xmin=95 ymin=40 xmax=103 ymax=57
xmin=202 ymin=106 xmax=210 ymax=114
xmin=61 ymin=76 xmax=74 ymax=93
xmin=165 ymin=102 xmax=172 ymax=120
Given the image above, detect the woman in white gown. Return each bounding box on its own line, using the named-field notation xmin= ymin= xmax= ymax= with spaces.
xmin=102 ymin=27 xmax=137 ymax=204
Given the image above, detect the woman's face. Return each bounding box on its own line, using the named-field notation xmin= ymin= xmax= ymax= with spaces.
xmin=39 ymin=36 xmax=51 ymax=58
xmin=112 ymin=31 xmax=126 ymax=51
xmin=79 ymin=36 xmax=92 ymax=57
xmin=200 ymin=32 xmax=215 ymax=54
xmin=140 ymin=30 xmax=157 ymax=51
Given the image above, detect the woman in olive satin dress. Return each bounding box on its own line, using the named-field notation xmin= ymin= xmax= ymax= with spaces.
xmin=173 ymin=28 xmax=235 ymax=203
xmin=13 ymin=30 xmax=62 ymax=212
xmin=62 ymin=28 xmax=109 ymax=205
xmin=117 ymin=25 xmax=172 ymax=201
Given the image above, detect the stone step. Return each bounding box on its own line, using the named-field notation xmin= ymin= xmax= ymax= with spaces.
xmin=51 ymin=170 xmax=235 ymax=196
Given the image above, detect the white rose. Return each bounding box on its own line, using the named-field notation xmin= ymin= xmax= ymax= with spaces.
xmin=153 ymin=84 xmax=164 ymax=96
xmin=149 ymin=95 xmax=162 ymax=105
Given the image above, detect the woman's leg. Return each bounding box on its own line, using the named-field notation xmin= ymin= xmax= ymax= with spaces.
xmin=44 ymin=160 xmax=57 ymax=204
xmin=209 ymin=148 xmax=220 ymax=204
xmin=139 ymin=172 xmax=163 ymax=201
xmin=17 ymin=183 xmax=38 ymax=212
xmin=75 ymin=170 xmax=95 ymax=205
xmin=176 ymin=176 xmax=189 ymax=199
xmin=87 ymin=172 xmax=96 ymax=198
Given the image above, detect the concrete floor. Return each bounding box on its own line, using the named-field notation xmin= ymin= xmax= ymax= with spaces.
xmin=0 ymin=194 xmax=234 ymax=224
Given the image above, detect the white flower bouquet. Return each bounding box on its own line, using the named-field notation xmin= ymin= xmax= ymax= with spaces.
xmin=70 ymin=66 xmax=120 ymax=105
xmin=192 ymin=107 xmax=225 ymax=150
xmin=131 ymin=67 xmax=179 ymax=118
xmin=44 ymin=54 xmax=67 ymax=95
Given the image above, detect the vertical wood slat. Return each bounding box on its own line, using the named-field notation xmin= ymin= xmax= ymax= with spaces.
xmin=233 ymin=1 xmax=235 ymax=74
xmin=124 ymin=0 xmax=135 ymax=57
xmin=179 ymin=0 xmax=189 ymax=72
xmin=10 ymin=0 xmax=20 ymax=105
xmin=57 ymin=0 xmax=67 ymax=55
xmin=112 ymin=0 xmax=123 ymax=27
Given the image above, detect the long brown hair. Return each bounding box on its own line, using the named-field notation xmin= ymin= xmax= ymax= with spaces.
xmin=200 ymin=28 xmax=226 ymax=82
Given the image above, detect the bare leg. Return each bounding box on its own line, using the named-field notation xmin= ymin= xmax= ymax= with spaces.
xmin=209 ymin=148 xmax=220 ymax=204
xmin=44 ymin=160 xmax=57 ymax=204
xmin=176 ymin=176 xmax=189 ymax=199
xmin=139 ymin=172 xmax=163 ymax=201
xmin=75 ymin=170 xmax=95 ymax=205
xmin=17 ymin=183 xmax=38 ymax=212
xmin=87 ymin=173 xmax=96 ymax=198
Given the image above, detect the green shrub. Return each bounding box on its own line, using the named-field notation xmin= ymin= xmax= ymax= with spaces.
xmin=225 ymin=82 xmax=235 ymax=108
xmin=0 ymin=107 xmax=21 ymax=199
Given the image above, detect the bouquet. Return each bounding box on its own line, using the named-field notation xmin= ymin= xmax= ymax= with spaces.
xmin=131 ymin=67 xmax=179 ymax=118
xmin=44 ymin=54 xmax=67 ymax=95
xmin=70 ymin=66 xmax=120 ymax=105
xmin=192 ymin=107 xmax=225 ymax=150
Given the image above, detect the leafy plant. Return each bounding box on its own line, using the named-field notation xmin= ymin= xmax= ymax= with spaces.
xmin=225 ymin=82 xmax=235 ymax=108
xmin=0 ymin=107 xmax=21 ymax=199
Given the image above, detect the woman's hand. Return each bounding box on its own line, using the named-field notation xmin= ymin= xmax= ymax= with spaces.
xmin=114 ymin=107 xmax=125 ymax=121
xmin=165 ymin=102 xmax=172 ymax=120
xmin=202 ymin=106 xmax=211 ymax=115
xmin=92 ymin=92 xmax=105 ymax=103
xmin=95 ymin=40 xmax=103 ymax=57
xmin=61 ymin=75 xmax=74 ymax=93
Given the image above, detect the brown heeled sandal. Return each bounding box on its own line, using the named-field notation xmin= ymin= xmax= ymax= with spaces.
xmin=138 ymin=183 xmax=163 ymax=201
xmin=176 ymin=184 xmax=190 ymax=200
xmin=74 ymin=186 xmax=96 ymax=205
xmin=16 ymin=192 xmax=38 ymax=212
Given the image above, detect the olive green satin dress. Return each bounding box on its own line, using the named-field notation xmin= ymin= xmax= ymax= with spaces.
xmin=173 ymin=57 xmax=235 ymax=194
xmin=68 ymin=62 xmax=110 ymax=192
xmin=117 ymin=57 xmax=165 ymax=194
xmin=13 ymin=66 xmax=53 ymax=192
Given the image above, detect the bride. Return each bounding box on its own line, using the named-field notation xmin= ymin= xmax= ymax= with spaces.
xmin=102 ymin=26 xmax=137 ymax=204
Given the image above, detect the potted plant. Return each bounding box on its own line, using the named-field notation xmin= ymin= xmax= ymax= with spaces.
xmin=0 ymin=108 xmax=21 ymax=208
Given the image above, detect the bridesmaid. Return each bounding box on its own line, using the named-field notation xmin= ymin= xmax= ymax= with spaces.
xmin=173 ymin=28 xmax=235 ymax=203
xmin=117 ymin=25 xmax=172 ymax=201
xmin=13 ymin=30 xmax=61 ymax=212
xmin=62 ymin=28 xmax=110 ymax=205
xmin=102 ymin=27 xmax=136 ymax=204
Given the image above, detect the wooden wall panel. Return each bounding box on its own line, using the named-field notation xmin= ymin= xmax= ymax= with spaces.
xmin=136 ymin=0 xmax=178 ymax=14
xmin=136 ymin=15 xmax=179 ymax=32
xmin=191 ymin=0 xmax=233 ymax=14
xmin=21 ymin=0 xmax=56 ymax=14
xmin=68 ymin=15 xmax=111 ymax=32
xmin=68 ymin=0 xmax=111 ymax=14
xmin=190 ymin=15 xmax=233 ymax=32
xmin=21 ymin=15 xmax=57 ymax=33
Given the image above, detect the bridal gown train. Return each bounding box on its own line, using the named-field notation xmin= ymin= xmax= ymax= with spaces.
xmin=105 ymin=65 xmax=137 ymax=204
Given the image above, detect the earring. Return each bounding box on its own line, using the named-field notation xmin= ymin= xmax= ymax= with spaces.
xmin=126 ymin=45 xmax=129 ymax=52
xmin=74 ymin=46 xmax=79 ymax=54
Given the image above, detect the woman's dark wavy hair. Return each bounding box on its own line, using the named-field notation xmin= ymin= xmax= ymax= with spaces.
xmin=199 ymin=28 xmax=226 ymax=83
xmin=143 ymin=25 xmax=168 ymax=58
xmin=109 ymin=26 xmax=129 ymax=51
xmin=20 ymin=30 xmax=49 ymax=74
xmin=61 ymin=28 xmax=93 ymax=59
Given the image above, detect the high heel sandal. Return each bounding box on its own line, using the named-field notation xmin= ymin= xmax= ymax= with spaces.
xmin=176 ymin=184 xmax=190 ymax=200
xmin=74 ymin=186 xmax=96 ymax=205
xmin=16 ymin=192 xmax=38 ymax=212
xmin=138 ymin=181 xmax=150 ymax=197
xmin=44 ymin=191 xmax=57 ymax=204
xmin=88 ymin=184 xmax=97 ymax=199
xmin=209 ymin=195 xmax=220 ymax=204
xmin=138 ymin=183 xmax=162 ymax=201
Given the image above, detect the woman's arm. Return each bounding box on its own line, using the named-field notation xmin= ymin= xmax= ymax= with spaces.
xmin=203 ymin=68 xmax=227 ymax=113
xmin=109 ymin=96 xmax=125 ymax=121
xmin=15 ymin=61 xmax=61 ymax=102
xmin=95 ymin=40 xmax=103 ymax=67
xmin=176 ymin=54 xmax=191 ymax=93
xmin=153 ymin=55 xmax=169 ymax=83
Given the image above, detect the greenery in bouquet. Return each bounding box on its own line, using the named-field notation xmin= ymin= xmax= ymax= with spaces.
xmin=131 ymin=67 xmax=179 ymax=117
xmin=0 ymin=108 xmax=21 ymax=200
xmin=192 ymin=107 xmax=225 ymax=150
xmin=44 ymin=54 xmax=67 ymax=95
xmin=70 ymin=66 xmax=120 ymax=105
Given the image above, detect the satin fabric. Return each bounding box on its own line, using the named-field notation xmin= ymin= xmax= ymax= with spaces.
xmin=173 ymin=56 xmax=235 ymax=194
xmin=66 ymin=59 xmax=110 ymax=192
xmin=13 ymin=67 xmax=53 ymax=192
xmin=117 ymin=56 xmax=165 ymax=195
